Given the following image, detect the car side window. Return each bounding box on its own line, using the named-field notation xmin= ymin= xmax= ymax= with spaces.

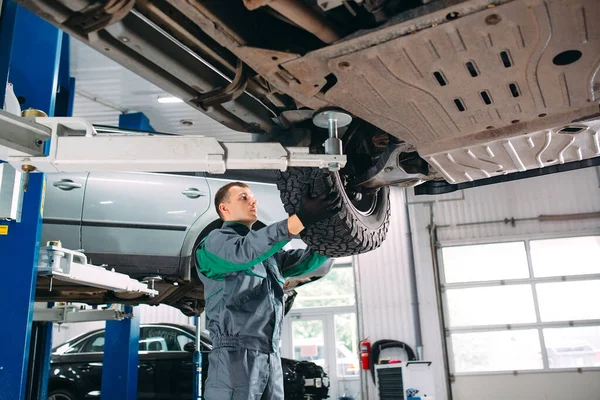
xmin=76 ymin=332 xmax=106 ymax=353
xmin=140 ymin=327 xmax=193 ymax=352
xmin=177 ymin=334 xmax=194 ymax=350
xmin=62 ymin=340 xmax=86 ymax=355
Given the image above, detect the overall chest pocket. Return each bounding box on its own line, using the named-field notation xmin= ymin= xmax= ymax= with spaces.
xmin=227 ymin=264 xmax=268 ymax=311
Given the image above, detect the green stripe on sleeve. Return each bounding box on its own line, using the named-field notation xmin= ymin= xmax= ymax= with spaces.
xmin=196 ymin=240 xmax=288 ymax=280
xmin=282 ymin=252 xmax=329 ymax=278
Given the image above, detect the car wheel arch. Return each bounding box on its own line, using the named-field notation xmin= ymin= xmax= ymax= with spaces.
xmin=47 ymin=380 xmax=80 ymax=400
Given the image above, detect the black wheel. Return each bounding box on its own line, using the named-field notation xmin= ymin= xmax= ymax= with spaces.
xmin=48 ymin=388 xmax=77 ymax=400
xmin=276 ymin=167 xmax=390 ymax=257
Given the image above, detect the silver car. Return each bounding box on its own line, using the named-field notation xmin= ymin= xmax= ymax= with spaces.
xmin=39 ymin=172 xmax=288 ymax=315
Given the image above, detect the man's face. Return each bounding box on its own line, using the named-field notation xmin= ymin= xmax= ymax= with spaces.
xmin=219 ymin=186 xmax=258 ymax=225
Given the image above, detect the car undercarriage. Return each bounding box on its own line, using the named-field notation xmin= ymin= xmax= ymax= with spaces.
xmin=17 ymin=0 xmax=600 ymax=193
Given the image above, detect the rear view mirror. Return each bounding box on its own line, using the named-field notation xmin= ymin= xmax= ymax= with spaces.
xmin=184 ymin=342 xmax=196 ymax=353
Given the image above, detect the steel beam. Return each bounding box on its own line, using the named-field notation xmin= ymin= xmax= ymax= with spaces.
xmin=101 ymin=305 xmax=140 ymax=400
xmin=33 ymin=306 xmax=127 ymax=323
xmin=4 ymin=117 xmax=346 ymax=173
xmin=0 ymin=109 xmax=50 ymax=156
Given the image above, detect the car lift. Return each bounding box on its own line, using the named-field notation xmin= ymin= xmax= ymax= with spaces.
xmin=33 ymin=304 xmax=128 ymax=324
xmin=0 ymin=110 xmax=347 ymax=174
xmin=38 ymin=241 xmax=159 ymax=297
xmin=0 ymin=2 xmax=350 ymax=400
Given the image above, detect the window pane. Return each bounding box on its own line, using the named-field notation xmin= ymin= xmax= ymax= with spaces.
xmin=292 ymin=319 xmax=328 ymax=374
xmin=442 ymin=242 xmax=529 ymax=283
xmin=80 ymin=333 xmax=105 ymax=353
xmin=140 ymin=327 xmax=183 ymax=351
xmin=452 ymin=330 xmax=542 ymax=372
xmin=536 ymin=281 xmax=600 ymax=322
xmin=176 ymin=334 xmax=194 ymax=351
xmin=530 ymin=236 xmax=600 ymax=277
xmin=62 ymin=336 xmax=90 ymax=354
xmin=544 ymin=326 xmax=600 ymax=368
xmin=447 ymin=285 xmax=536 ymax=327
xmin=334 ymin=313 xmax=359 ymax=377
xmin=294 ymin=265 xmax=355 ymax=308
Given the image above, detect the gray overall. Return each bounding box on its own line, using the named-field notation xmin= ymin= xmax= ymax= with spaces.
xmin=196 ymin=220 xmax=331 ymax=399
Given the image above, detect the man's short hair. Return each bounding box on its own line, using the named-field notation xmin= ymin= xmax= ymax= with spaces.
xmin=214 ymin=181 xmax=249 ymax=219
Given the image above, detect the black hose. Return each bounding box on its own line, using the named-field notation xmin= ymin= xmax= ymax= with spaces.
xmin=369 ymin=339 xmax=417 ymax=384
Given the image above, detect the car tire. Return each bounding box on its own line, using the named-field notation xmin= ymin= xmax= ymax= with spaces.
xmin=276 ymin=167 xmax=390 ymax=257
xmin=48 ymin=388 xmax=77 ymax=400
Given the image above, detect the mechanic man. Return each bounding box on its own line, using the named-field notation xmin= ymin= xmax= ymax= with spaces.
xmin=196 ymin=181 xmax=339 ymax=399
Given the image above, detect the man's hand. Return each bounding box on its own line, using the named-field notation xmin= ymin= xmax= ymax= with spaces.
xmin=296 ymin=187 xmax=341 ymax=228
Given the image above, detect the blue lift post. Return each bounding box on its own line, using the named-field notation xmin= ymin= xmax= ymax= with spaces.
xmin=0 ymin=3 xmax=64 ymax=399
xmin=101 ymin=305 xmax=140 ymax=400
xmin=194 ymin=316 xmax=203 ymax=400
xmin=54 ymin=34 xmax=76 ymax=118
xmin=22 ymin=13 xmax=74 ymax=400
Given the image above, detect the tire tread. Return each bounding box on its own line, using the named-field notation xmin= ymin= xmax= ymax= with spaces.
xmin=276 ymin=167 xmax=390 ymax=257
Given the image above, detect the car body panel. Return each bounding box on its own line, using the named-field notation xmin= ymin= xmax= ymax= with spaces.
xmin=81 ymin=172 xmax=210 ymax=262
xmin=41 ymin=172 xmax=288 ymax=280
xmin=42 ymin=173 xmax=89 ymax=250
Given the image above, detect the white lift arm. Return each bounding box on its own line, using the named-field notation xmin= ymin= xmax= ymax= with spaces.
xmin=33 ymin=305 xmax=128 ymax=323
xmin=38 ymin=242 xmax=159 ymax=297
xmin=0 ymin=113 xmax=346 ymax=173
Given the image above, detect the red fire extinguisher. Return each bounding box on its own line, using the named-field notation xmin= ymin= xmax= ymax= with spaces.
xmin=360 ymin=338 xmax=371 ymax=370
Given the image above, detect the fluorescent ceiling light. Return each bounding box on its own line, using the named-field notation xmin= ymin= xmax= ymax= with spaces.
xmin=157 ymin=95 xmax=183 ymax=104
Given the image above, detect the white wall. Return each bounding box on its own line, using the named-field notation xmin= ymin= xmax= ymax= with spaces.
xmin=406 ymin=167 xmax=600 ymax=400
xmin=407 ymin=201 xmax=451 ymax=400
xmin=354 ymin=187 xmax=419 ymax=400
xmin=415 ymin=168 xmax=600 ymax=243
xmin=452 ymin=372 xmax=600 ymax=400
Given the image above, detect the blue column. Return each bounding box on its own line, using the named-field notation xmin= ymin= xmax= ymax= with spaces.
xmin=0 ymin=172 xmax=46 ymax=400
xmin=194 ymin=316 xmax=203 ymax=400
xmin=101 ymin=305 xmax=140 ymax=400
xmin=54 ymin=34 xmax=76 ymax=117
xmin=26 ymin=319 xmax=54 ymax=400
xmin=0 ymin=4 xmax=63 ymax=399
xmin=0 ymin=0 xmax=17 ymax=108
xmin=119 ymin=111 xmax=155 ymax=131
xmin=7 ymin=6 xmax=62 ymax=116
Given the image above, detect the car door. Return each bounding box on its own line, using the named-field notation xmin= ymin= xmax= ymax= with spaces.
xmin=42 ymin=172 xmax=89 ymax=250
xmin=81 ymin=172 xmax=210 ymax=275
xmin=53 ymin=329 xmax=156 ymax=398
xmin=138 ymin=325 xmax=195 ymax=399
xmin=51 ymin=330 xmax=105 ymax=396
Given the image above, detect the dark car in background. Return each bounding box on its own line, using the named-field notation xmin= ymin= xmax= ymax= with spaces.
xmin=48 ymin=323 xmax=329 ymax=400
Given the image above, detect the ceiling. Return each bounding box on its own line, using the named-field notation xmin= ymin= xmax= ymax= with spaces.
xmin=70 ymin=38 xmax=252 ymax=141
